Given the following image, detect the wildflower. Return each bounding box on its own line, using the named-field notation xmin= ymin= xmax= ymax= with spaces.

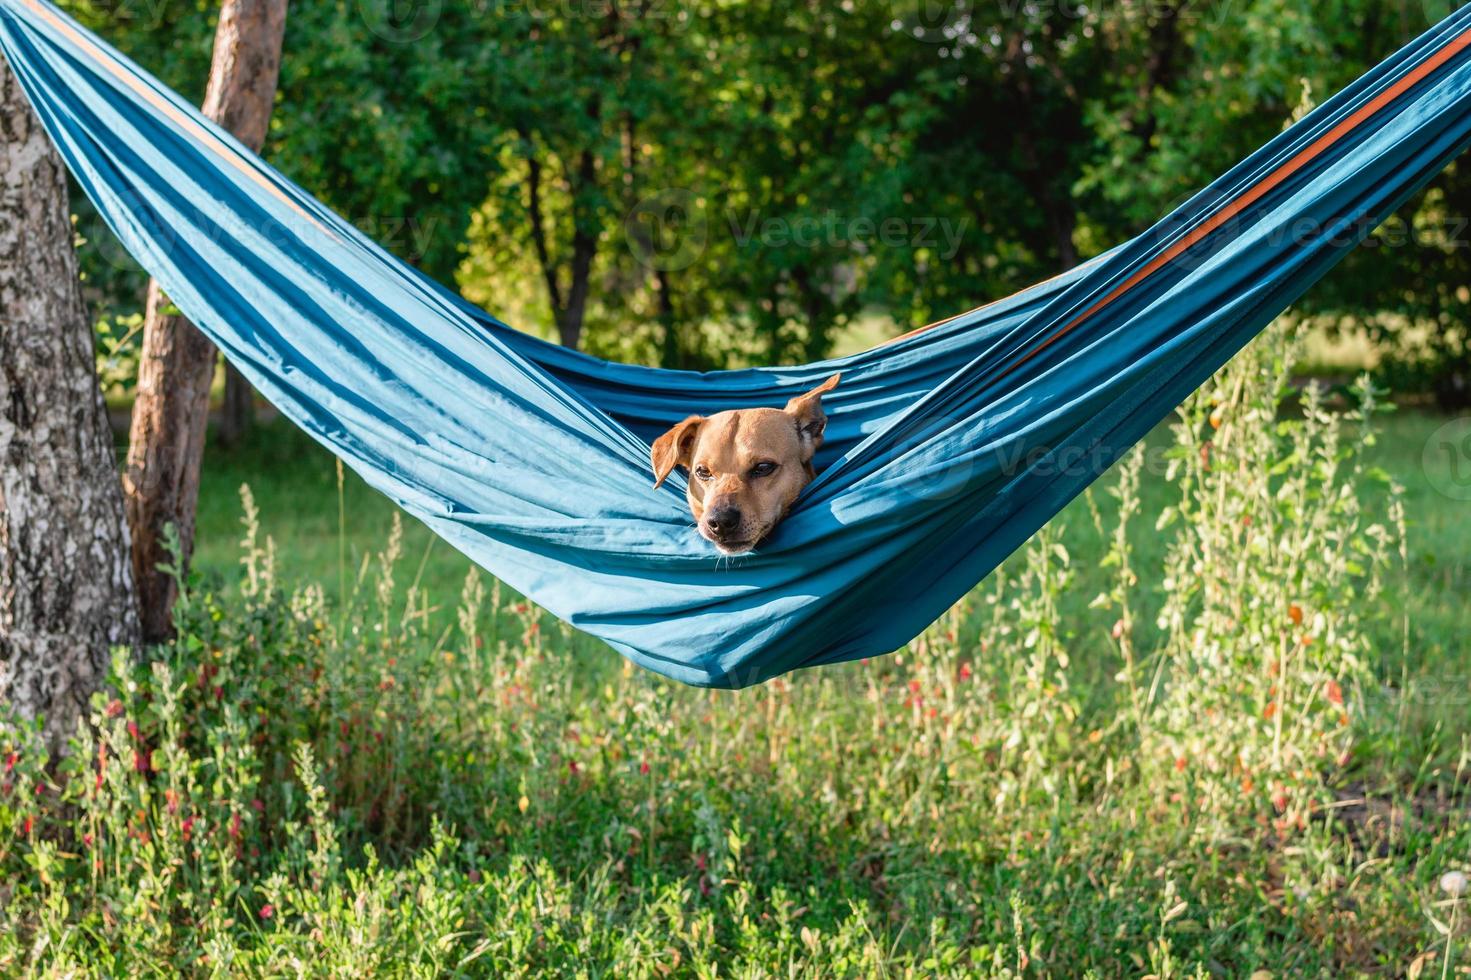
xmin=1271 ymin=785 xmax=1289 ymax=812
xmin=1111 ymin=619 xmax=1126 ymax=640
xmin=83 ymin=833 xmax=94 ymax=847
xmin=251 ymin=798 xmax=265 ymax=813
xmin=1441 ymin=871 xmax=1468 ymax=897
xmin=105 ymin=699 xmax=123 ymax=718
xmin=3 ymin=752 xmax=16 ymax=774
xmin=468 ymin=869 xmax=482 ymax=884
xmin=133 ymin=749 xmax=152 ymax=774
xmin=518 ymin=795 xmax=529 ymax=813
xmin=126 ymin=720 xmax=141 ymax=741
xmin=229 ymin=812 xmax=242 ymax=840
xmin=1263 ymin=702 xmax=1278 ymax=721
xmin=181 ymin=816 xmax=196 ymax=841
xmin=22 ymin=816 xmax=33 ymax=836
xmin=908 ymin=680 xmax=921 ymax=695
xmin=640 ymin=761 xmax=650 ymax=775
xmin=1288 ymin=603 xmax=1304 ymax=625
xmin=958 ymin=663 xmax=972 ymax=681
xmin=695 ymin=853 xmax=707 ymax=871
xmin=1175 ymin=756 xmax=1188 ymax=772
xmin=258 ymin=904 xmax=275 ymax=921
xmin=1324 ymin=680 xmax=1344 ymax=706
xmin=567 ymin=760 xmax=579 ymax=775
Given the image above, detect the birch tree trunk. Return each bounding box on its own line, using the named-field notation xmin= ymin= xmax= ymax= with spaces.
xmin=125 ymin=0 xmax=287 ymax=642
xmin=0 ymin=51 xmax=139 ymax=750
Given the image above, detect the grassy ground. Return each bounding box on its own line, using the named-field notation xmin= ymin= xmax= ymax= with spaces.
xmin=3 ymin=330 xmax=1468 ymax=975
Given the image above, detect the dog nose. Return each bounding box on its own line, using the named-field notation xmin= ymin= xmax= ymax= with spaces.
xmin=705 ymin=507 xmax=741 ymax=536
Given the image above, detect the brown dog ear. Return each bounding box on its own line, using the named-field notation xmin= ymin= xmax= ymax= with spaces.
xmin=785 ymin=373 xmax=840 ymax=462
xmin=651 ymin=416 xmax=705 ymax=488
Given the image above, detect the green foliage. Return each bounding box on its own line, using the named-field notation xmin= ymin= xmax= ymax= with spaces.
xmin=4 ymin=325 xmax=1469 ymax=975
xmin=65 ymin=0 xmax=1471 ymax=381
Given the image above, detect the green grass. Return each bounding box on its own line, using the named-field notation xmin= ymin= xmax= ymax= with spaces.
xmin=3 ymin=334 xmax=1467 ymax=975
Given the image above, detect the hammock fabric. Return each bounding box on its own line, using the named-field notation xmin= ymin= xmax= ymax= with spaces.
xmin=3 ymin=0 xmax=1470 ymax=688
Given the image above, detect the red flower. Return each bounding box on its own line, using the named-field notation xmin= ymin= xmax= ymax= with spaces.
xmin=251 ymin=798 xmax=265 ymax=813
xmin=258 ymin=904 xmax=274 ymax=921
xmin=1324 ymin=680 xmax=1344 ymax=706
xmin=695 ymin=853 xmax=707 ymax=871
xmin=22 ymin=816 xmax=33 ymax=836
xmin=105 ymin=699 xmax=124 ymax=718
xmin=908 ymin=680 xmax=921 ymax=694
xmin=83 ymin=833 xmax=94 ymax=847
xmin=958 ymin=663 xmax=972 ymax=681
xmin=126 ymin=720 xmax=141 ymax=741
xmin=1175 ymin=756 xmax=1188 ymax=772
xmin=640 ymin=761 xmax=650 ymax=775
xmin=229 ymin=812 xmax=242 ymax=840
xmin=567 ymin=760 xmax=579 ymax=775
xmin=181 ymin=816 xmax=196 ymax=841
xmin=133 ymin=749 xmax=152 ymax=774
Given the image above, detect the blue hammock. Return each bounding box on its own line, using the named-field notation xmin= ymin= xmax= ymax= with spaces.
xmin=3 ymin=0 xmax=1470 ymax=688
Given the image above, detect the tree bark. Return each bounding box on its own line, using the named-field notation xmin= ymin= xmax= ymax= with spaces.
xmin=0 ymin=51 xmax=139 ymax=751
xmin=124 ymin=0 xmax=286 ymax=643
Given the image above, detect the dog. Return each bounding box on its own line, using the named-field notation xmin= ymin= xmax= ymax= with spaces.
xmin=651 ymin=374 xmax=840 ymax=554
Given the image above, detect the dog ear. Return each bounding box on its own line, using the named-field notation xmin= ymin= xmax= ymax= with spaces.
xmin=785 ymin=373 xmax=840 ymax=462
xmin=651 ymin=416 xmax=705 ymax=488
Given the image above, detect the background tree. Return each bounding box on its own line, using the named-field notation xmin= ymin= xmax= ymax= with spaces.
xmin=62 ymin=0 xmax=1471 ymax=388
xmin=0 ymin=51 xmax=138 ymax=751
xmin=124 ymin=0 xmax=287 ymax=643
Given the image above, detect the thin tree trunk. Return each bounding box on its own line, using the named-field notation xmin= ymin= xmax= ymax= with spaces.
xmin=124 ymin=0 xmax=286 ymax=643
xmin=0 ymin=51 xmax=139 ymax=751
xmin=218 ymin=362 xmax=254 ymax=447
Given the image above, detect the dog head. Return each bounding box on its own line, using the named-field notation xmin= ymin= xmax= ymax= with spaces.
xmin=652 ymin=374 xmax=840 ymax=554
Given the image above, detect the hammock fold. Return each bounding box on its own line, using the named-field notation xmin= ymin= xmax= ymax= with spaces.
xmin=2 ymin=0 xmax=1469 ymax=686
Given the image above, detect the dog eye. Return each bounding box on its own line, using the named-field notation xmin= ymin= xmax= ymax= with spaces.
xmin=750 ymin=462 xmax=778 ymax=478
xmin=694 ymin=466 xmax=713 ymax=482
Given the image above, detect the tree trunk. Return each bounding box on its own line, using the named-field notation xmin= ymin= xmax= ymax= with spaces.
xmin=0 ymin=51 xmax=139 ymax=751
xmin=218 ymin=362 xmax=254 ymax=448
xmin=124 ymin=0 xmax=287 ymax=643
